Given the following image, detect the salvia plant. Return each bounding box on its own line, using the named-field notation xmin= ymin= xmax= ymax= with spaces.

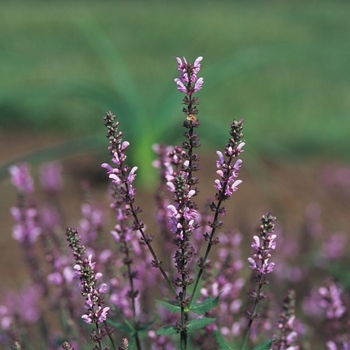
xmin=1 ymin=56 xmax=350 ymax=350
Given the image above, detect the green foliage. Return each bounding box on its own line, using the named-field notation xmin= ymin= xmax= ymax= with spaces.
xmin=156 ymin=295 xmax=220 ymax=316
xmin=214 ymin=331 xmax=273 ymax=350
xmin=190 ymin=295 xmax=221 ymax=315
xmin=186 ymin=317 xmax=216 ymax=334
xmin=155 ymin=325 xmax=179 ymax=336
xmin=155 ymin=299 xmax=181 ymax=314
xmin=252 ymin=340 xmax=274 ymax=350
xmin=327 ymin=261 xmax=350 ymax=290
xmin=214 ymin=330 xmax=237 ymax=350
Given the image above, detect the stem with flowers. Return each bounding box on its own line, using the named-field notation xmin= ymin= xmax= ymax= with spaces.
xmin=189 ymin=118 xmax=244 ymax=309
xmin=170 ymin=56 xmax=204 ymax=349
xmin=242 ymin=212 xmax=277 ymax=350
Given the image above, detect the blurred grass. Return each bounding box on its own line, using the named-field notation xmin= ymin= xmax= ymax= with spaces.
xmin=0 ymin=0 xmax=350 ymax=166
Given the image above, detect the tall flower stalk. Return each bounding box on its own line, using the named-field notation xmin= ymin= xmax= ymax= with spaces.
xmin=189 ymin=118 xmax=244 ymax=308
xmin=167 ymin=56 xmax=205 ymax=349
xmin=66 ymin=227 xmax=114 ymax=350
xmin=243 ymin=212 xmax=277 ymax=349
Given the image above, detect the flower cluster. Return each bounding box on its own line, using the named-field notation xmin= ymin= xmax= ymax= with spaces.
xmin=248 ymin=212 xmax=277 ymax=275
xmin=214 ymin=119 xmax=245 ymax=202
xmin=66 ymin=227 xmax=110 ymax=325
xmin=272 ymin=289 xmax=299 ymax=350
xmin=9 ymin=163 xmax=34 ymax=194
xmin=319 ymin=278 xmax=346 ymax=320
xmin=174 ymin=56 xmax=203 ymax=96
xmin=174 ymin=56 xmax=203 ymax=121
xmin=5 ymin=54 xmax=350 ymax=350
xmin=101 ymin=111 xmax=138 ymax=201
xmin=9 ymin=164 xmax=41 ymax=244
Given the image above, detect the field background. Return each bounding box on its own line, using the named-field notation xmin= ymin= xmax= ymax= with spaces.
xmin=0 ymin=0 xmax=350 ymax=347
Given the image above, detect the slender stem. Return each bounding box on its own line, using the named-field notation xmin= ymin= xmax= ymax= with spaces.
xmin=95 ymin=323 xmax=103 ymax=350
xmin=122 ymin=240 xmax=142 ymax=350
xmin=104 ymin=320 xmax=117 ymax=350
xmin=189 ymin=151 xmax=235 ymax=307
xmin=241 ymin=282 xmax=263 ymax=350
xmin=129 ymin=202 xmax=177 ymax=297
xmin=189 ymin=198 xmax=223 ymax=307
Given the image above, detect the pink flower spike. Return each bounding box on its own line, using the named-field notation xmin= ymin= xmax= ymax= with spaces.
xmin=9 ymin=163 xmax=34 ymax=194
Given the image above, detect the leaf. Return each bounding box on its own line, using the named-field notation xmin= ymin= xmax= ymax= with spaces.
xmin=128 ymin=336 xmax=136 ymax=350
xmin=213 ymin=330 xmax=235 ymax=350
xmin=106 ymin=320 xmax=134 ymax=334
xmin=187 ymin=317 xmax=216 ymax=334
xmin=156 ymin=300 xmax=181 ymax=314
xmin=252 ymin=340 xmax=274 ymax=350
xmin=190 ymin=295 xmax=220 ymax=315
xmin=155 ymin=325 xmax=179 ymax=336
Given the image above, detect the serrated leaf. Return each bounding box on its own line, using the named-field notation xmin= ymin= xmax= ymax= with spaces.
xmin=213 ymin=330 xmax=235 ymax=350
xmin=128 ymin=336 xmax=136 ymax=350
xmin=155 ymin=325 xmax=179 ymax=336
xmin=190 ymin=295 xmax=220 ymax=315
xmin=252 ymin=340 xmax=274 ymax=350
xmin=187 ymin=317 xmax=216 ymax=334
xmin=156 ymin=300 xmax=181 ymax=313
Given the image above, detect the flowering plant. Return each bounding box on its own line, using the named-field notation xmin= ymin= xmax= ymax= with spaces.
xmin=1 ymin=56 xmax=349 ymax=350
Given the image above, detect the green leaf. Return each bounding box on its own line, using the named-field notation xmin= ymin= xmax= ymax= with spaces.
xmin=156 ymin=300 xmax=181 ymax=314
xmin=213 ymin=330 xmax=235 ymax=350
xmin=187 ymin=317 xmax=216 ymax=334
xmin=252 ymin=340 xmax=274 ymax=350
xmin=190 ymin=295 xmax=220 ymax=315
xmin=106 ymin=320 xmax=134 ymax=333
xmin=155 ymin=325 xmax=179 ymax=336
xmin=128 ymin=336 xmax=136 ymax=350
xmin=327 ymin=261 xmax=350 ymax=289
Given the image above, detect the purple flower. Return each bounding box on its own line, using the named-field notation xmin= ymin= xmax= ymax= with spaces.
xmin=318 ymin=279 xmax=346 ymax=320
xmin=9 ymin=163 xmax=34 ymax=194
xmin=10 ymin=207 xmax=41 ymax=244
xmin=40 ymin=162 xmax=62 ymax=192
xmin=248 ymin=214 xmax=277 ymax=275
xmin=174 ymin=56 xmax=204 ymax=111
xmin=66 ymin=228 xmax=110 ymax=325
xmin=214 ymin=121 xmax=244 ymax=202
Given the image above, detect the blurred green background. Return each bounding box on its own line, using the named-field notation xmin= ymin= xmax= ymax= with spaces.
xmin=1 ymin=0 xmax=350 ymax=180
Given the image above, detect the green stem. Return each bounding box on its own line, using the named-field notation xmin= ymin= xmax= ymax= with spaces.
xmin=241 ymin=281 xmax=263 ymax=350
xmin=130 ymin=203 xmax=177 ymax=297
xmin=189 ymin=199 xmax=223 ymax=308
